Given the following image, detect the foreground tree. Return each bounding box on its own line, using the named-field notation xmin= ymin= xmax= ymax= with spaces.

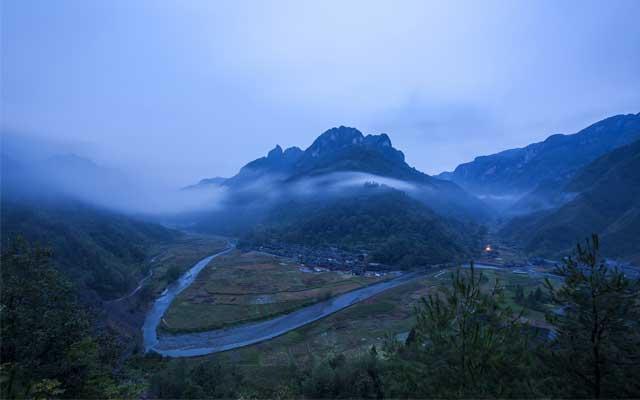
xmin=543 ymin=234 xmax=640 ymax=398
xmin=0 ymin=238 xmax=118 ymax=398
xmin=383 ymin=263 xmax=539 ymax=398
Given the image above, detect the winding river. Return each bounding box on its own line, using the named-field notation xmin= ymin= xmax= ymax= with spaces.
xmin=142 ymin=245 xmax=424 ymax=357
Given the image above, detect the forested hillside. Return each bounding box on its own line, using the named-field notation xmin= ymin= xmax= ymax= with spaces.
xmin=500 ymin=139 xmax=640 ymax=262
xmin=0 ymin=200 xmax=179 ymax=300
xmin=243 ymin=184 xmax=484 ymax=267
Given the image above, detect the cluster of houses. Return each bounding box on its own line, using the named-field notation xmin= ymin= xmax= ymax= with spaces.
xmin=256 ymin=242 xmax=394 ymax=275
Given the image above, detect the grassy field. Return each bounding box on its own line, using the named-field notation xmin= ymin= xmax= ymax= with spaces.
xmin=209 ymin=266 xmax=562 ymax=367
xmin=161 ymin=251 xmax=389 ymax=333
xmin=146 ymin=234 xmax=230 ymax=295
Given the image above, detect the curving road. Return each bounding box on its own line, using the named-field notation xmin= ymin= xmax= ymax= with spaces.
xmin=143 ymin=246 xmax=425 ymax=357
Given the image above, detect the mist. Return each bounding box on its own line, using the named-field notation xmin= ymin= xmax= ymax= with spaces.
xmin=1 ymin=133 xmax=229 ymax=216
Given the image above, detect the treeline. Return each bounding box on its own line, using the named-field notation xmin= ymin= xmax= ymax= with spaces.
xmin=244 ymin=185 xmax=485 ymax=267
xmin=150 ymin=235 xmax=640 ymax=399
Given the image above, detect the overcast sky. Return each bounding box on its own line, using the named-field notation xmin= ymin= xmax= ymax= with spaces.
xmin=3 ymin=0 xmax=639 ymax=186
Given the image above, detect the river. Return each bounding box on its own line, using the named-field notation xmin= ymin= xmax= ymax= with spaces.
xmin=142 ymin=246 xmax=424 ymax=357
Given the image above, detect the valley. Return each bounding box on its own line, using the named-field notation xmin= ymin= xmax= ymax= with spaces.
xmin=161 ymin=250 xmax=392 ymax=333
xmin=2 ymin=114 xmax=639 ymax=398
xmin=4 ymin=4 xmax=640 ymax=397
xmin=134 ymin=227 xmax=566 ymax=359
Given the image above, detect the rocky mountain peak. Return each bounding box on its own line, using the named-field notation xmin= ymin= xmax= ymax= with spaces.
xmin=267 ymin=145 xmax=283 ymax=159
xmin=308 ymin=126 xmax=364 ymax=158
xmin=283 ymin=146 xmax=303 ymax=159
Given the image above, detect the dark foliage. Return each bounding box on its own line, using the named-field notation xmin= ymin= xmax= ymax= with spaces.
xmin=541 ymin=235 xmax=640 ymax=398
xmin=0 ymin=238 xmax=120 ymax=398
xmin=0 ymin=200 xmax=179 ymax=299
xmin=501 ymin=139 xmax=640 ymax=263
xmin=243 ymin=185 xmax=484 ymax=267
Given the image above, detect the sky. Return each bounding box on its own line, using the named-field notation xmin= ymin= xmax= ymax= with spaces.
xmin=2 ymin=0 xmax=639 ymax=187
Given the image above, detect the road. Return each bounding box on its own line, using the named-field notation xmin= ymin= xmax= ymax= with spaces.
xmin=143 ymin=247 xmax=425 ymax=357
xmin=106 ymin=252 xmax=166 ymax=304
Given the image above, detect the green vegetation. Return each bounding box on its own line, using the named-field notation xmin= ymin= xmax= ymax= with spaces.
xmin=162 ymin=251 xmax=386 ymax=332
xmin=542 ymin=235 xmax=640 ymax=398
xmin=501 ymin=139 xmax=640 ymax=263
xmin=0 ymin=200 xmax=179 ymax=299
xmin=3 ymin=207 xmax=637 ymax=399
xmin=145 ymin=235 xmax=639 ymax=399
xmin=0 ymin=238 xmax=125 ymax=398
xmin=244 ymin=185 xmax=484 ymax=267
xmin=382 ymin=264 xmax=537 ymax=398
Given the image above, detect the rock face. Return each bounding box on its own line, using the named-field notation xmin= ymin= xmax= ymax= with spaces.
xmin=438 ymin=113 xmax=640 ymax=198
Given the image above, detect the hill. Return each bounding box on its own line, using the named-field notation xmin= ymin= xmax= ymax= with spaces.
xmin=242 ymin=184 xmax=484 ymax=268
xmin=0 ymin=199 xmax=180 ymax=301
xmin=190 ymin=126 xmax=491 ymax=232
xmin=500 ymin=139 xmax=640 ymax=263
xmin=0 ymin=152 xmax=181 ymax=301
xmin=438 ymin=113 xmax=640 ymax=210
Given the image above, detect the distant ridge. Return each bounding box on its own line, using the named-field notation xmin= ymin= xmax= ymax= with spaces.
xmin=437 ymin=113 xmax=640 ymax=203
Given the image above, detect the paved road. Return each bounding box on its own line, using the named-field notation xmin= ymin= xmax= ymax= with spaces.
xmin=143 ymin=248 xmax=424 ymax=357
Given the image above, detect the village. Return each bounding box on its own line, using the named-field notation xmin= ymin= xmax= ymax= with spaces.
xmin=253 ymin=242 xmax=402 ymax=277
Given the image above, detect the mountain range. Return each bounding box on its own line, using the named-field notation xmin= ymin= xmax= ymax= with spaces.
xmin=435 ymin=112 xmax=640 ymax=263
xmin=4 ymin=111 xmax=639 ymax=300
xmin=438 ymin=113 xmax=640 ymax=212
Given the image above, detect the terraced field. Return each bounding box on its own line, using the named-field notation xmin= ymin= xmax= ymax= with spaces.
xmin=161 ymin=251 xmax=391 ymax=333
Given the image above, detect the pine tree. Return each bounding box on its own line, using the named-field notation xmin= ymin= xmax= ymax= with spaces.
xmin=543 ymin=234 xmax=640 ymax=398
xmin=384 ymin=262 xmax=539 ymax=398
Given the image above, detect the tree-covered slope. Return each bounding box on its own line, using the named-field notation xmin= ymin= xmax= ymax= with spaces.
xmin=242 ymin=185 xmax=484 ymax=267
xmin=500 ymin=139 xmax=640 ymax=262
xmin=0 ymin=199 xmax=179 ymax=300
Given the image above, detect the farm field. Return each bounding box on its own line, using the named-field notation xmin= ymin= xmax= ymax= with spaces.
xmin=215 ymin=265 xmax=563 ymax=368
xmin=161 ymin=251 xmax=392 ymax=333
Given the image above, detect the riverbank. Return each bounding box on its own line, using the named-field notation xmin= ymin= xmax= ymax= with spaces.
xmin=150 ymin=270 xmax=425 ymax=357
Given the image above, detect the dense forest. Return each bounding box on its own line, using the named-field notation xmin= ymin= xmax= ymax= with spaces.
xmin=243 ymin=184 xmax=485 ymax=267
xmin=0 ymin=239 xmax=126 ymax=398
xmin=0 ymin=200 xmax=179 ymax=300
